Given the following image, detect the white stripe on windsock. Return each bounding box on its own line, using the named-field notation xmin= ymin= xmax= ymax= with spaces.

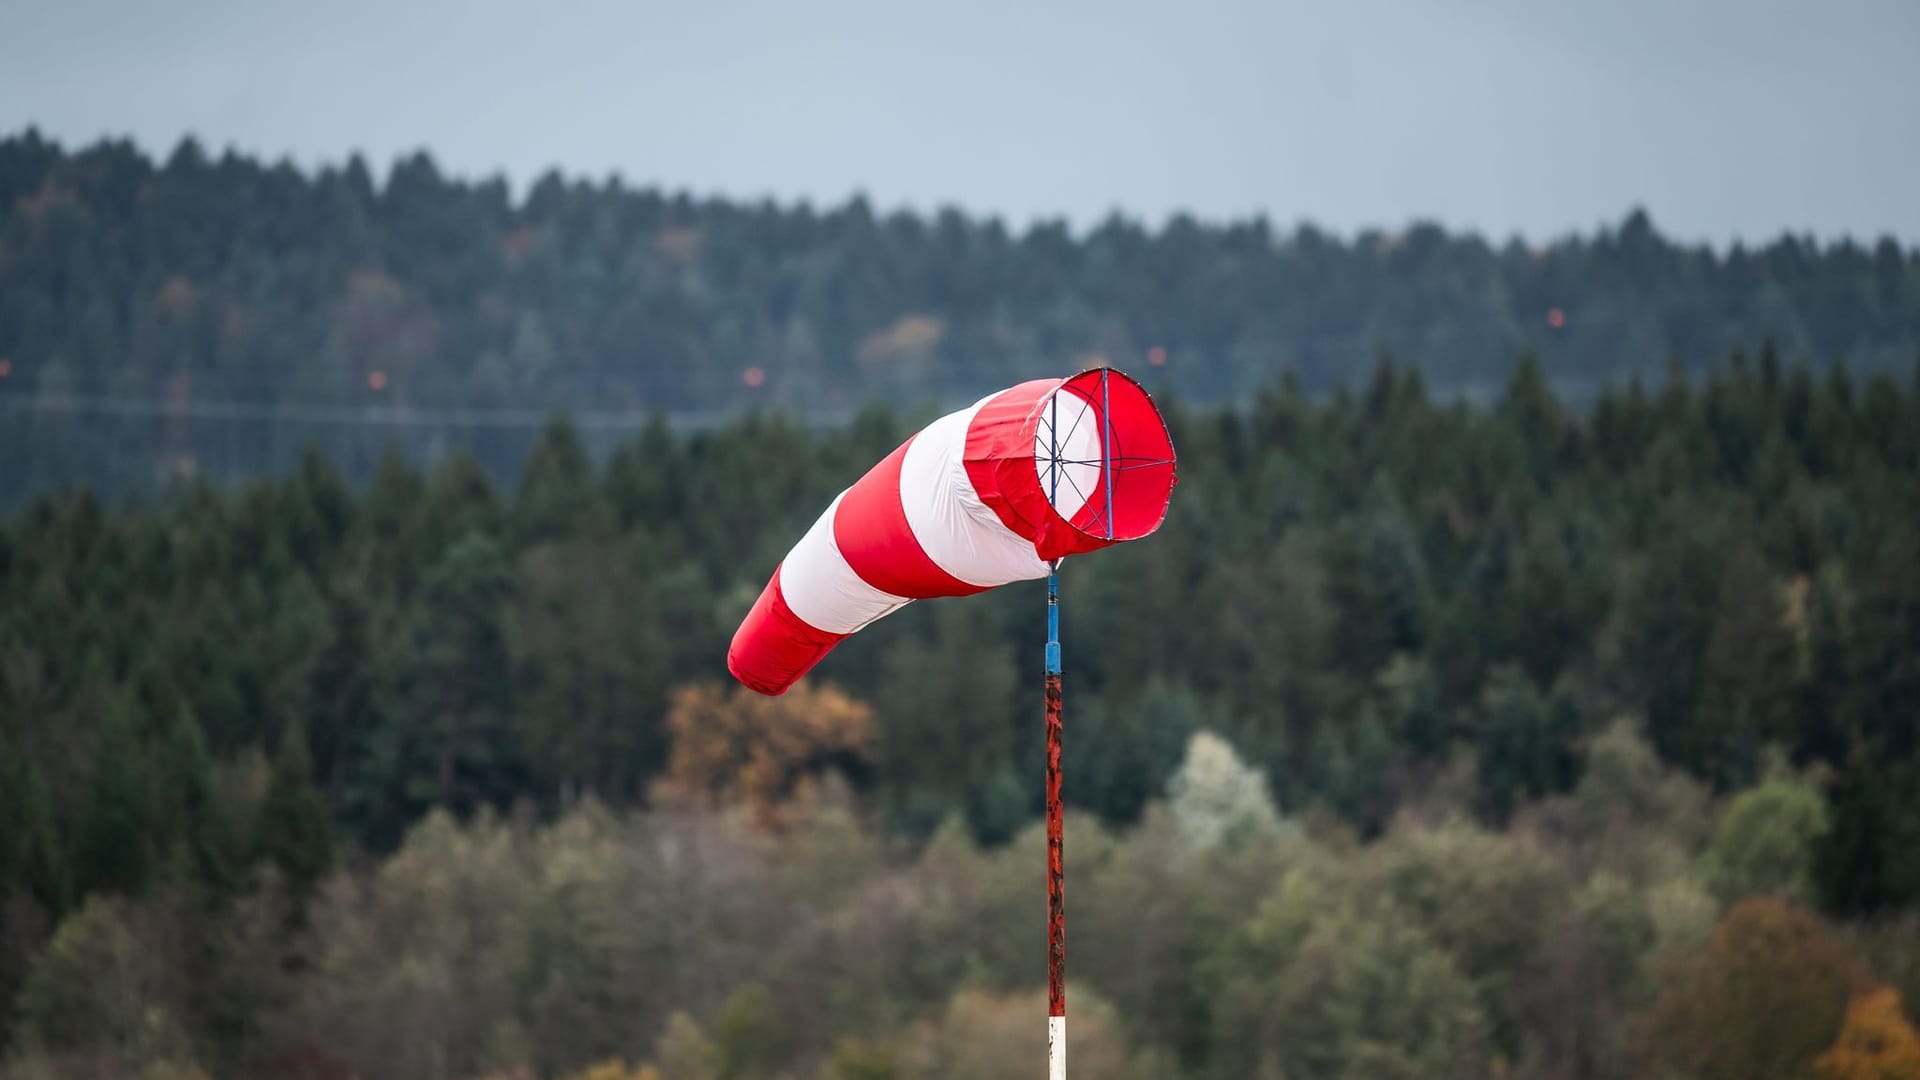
xmin=898 ymin=394 xmax=1054 ymax=587
xmin=776 ymin=493 xmax=911 ymax=634
xmin=769 ymin=381 xmax=1102 ymax=640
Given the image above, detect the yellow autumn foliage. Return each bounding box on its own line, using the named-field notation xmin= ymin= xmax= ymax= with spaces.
xmin=1815 ymin=987 xmax=1920 ymax=1080
xmin=653 ymin=680 xmax=874 ymax=827
xmin=551 ymin=1062 xmax=661 ymax=1080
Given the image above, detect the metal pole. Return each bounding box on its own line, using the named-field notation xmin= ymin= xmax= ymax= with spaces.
xmin=1045 ymin=385 xmax=1066 ymax=1080
xmin=1045 ymin=561 xmax=1065 ymax=1080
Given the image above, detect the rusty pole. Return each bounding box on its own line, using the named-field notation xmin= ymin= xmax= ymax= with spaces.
xmin=1045 ymin=560 xmax=1065 ymax=1080
xmin=1044 ymin=383 xmax=1069 ymax=1080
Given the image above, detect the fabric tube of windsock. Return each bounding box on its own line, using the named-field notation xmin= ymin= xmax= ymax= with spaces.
xmin=726 ymin=368 xmax=1176 ymax=696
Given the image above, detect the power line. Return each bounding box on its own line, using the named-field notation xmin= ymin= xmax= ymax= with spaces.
xmin=0 ymin=390 xmax=851 ymax=431
xmin=1 ymin=276 xmax=1912 ymax=432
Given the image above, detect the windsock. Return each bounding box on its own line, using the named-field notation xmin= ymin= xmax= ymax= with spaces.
xmin=727 ymin=367 xmax=1176 ymax=695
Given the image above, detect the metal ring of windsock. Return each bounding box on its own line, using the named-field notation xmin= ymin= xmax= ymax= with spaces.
xmin=727 ymin=366 xmax=1177 ymax=696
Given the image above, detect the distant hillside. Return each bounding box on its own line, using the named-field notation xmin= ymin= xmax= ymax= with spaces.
xmin=1 ymin=129 xmax=1916 ymax=500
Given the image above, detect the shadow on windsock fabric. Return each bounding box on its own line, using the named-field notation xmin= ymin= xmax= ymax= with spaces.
xmin=727 ymin=368 xmax=1177 ymax=696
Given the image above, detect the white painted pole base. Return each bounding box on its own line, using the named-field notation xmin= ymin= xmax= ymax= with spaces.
xmin=1048 ymin=1014 xmax=1065 ymax=1080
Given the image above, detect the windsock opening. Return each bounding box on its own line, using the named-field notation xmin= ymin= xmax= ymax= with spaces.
xmin=1032 ymin=368 xmax=1177 ymax=549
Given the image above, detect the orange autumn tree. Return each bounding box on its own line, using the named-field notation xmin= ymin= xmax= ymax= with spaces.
xmin=654 ymin=680 xmax=874 ymax=825
xmin=1634 ymin=897 xmax=1873 ymax=1080
xmin=1815 ymin=987 xmax=1920 ymax=1080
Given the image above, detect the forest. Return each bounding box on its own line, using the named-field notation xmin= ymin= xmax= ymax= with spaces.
xmin=3 ymin=343 xmax=1920 ymax=1077
xmin=2 ymin=129 xmax=1918 ymax=504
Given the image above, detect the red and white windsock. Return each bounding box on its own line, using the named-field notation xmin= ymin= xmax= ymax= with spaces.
xmin=727 ymin=368 xmax=1176 ymax=695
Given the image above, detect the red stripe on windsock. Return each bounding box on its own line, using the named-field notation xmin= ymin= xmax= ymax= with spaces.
xmin=962 ymin=380 xmax=1057 ymax=544
xmin=963 ymin=378 xmax=1122 ymax=561
xmin=726 ymin=564 xmax=847 ymax=696
xmin=833 ymin=437 xmax=988 ymax=599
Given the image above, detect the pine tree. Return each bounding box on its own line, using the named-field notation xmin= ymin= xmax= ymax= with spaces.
xmin=155 ymin=701 xmax=243 ymax=894
xmin=514 ymin=415 xmax=608 ymax=546
xmin=254 ymin=719 xmax=334 ymax=892
xmin=368 ymin=530 xmax=519 ymax=842
xmin=512 ymin=538 xmax=658 ymax=802
xmin=307 ymin=582 xmax=383 ymax=832
xmin=75 ymin=692 xmax=153 ymax=896
xmin=0 ymin=742 xmax=69 ymax=911
xmin=1474 ymin=666 xmax=1579 ymax=821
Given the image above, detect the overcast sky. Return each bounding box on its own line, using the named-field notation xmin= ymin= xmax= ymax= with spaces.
xmin=2 ymin=0 xmax=1915 ymax=246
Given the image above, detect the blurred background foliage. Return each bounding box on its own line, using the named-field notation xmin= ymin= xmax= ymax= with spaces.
xmin=3 ymin=132 xmax=1920 ymax=1078
xmin=1 ymin=131 xmax=1917 ymax=504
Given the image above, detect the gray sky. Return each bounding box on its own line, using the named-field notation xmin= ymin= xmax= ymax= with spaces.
xmin=3 ymin=0 xmax=1916 ymax=246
